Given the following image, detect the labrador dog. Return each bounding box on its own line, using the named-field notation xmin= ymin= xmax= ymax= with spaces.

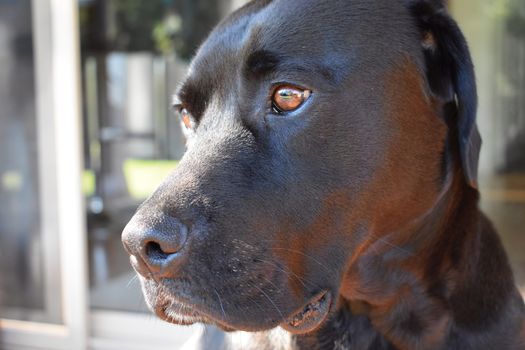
xmin=122 ymin=0 xmax=525 ymax=349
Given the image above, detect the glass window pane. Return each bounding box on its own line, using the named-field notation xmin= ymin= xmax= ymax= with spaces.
xmin=0 ymin=0 xmax=61 ymax=323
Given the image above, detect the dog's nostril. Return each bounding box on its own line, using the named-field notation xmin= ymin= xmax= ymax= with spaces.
xmin=124 ymin=215 xmax=189 ymax=272
xmin=145 ymin=241 xmax=171 ymax=261
xmin=142 ymin=225 xmax=187 ymax=265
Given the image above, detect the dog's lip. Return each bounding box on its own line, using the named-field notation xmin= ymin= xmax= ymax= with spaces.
xmin=154 ymin=295 xmax=238 ymax=331
xmin=150 ymin=280 xmax=332 ymax=333
xmin=155 ymin=298 xmax=205 ymax=326
xmin=281 ymin=290 xmax=332 ymax=334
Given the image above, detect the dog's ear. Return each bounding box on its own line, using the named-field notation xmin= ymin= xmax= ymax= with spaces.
xmin=408 ymin=0 xmax=482 ymax=188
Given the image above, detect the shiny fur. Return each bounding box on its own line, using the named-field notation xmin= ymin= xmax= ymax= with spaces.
xmin=122 ymin=0 xmax=525 ymax=349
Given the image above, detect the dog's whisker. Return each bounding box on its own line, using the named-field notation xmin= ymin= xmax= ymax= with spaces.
xmin=258 ymin=275 xmax=282 ymax=294
xmin=233 ymin=238 xmax=337 ymax=289
xmin=239 ymin=282 xmax=265 ymax=312
xmin=214 ymin=288 xmax=227 ymax=320
xmin=368 ymin=233 xmax=414 ymax=256
xmin=270 ymin=247 xmax=335 ymax=276
xmin=255 ymin=258 xmax=310 ymax=289
xmin=234 ymin=238 xmax=338 ymax=277
xmin=126 ymin=274 xmax=139 ymax=288
xmin=242 ymin=282 xmax=283 ymax=326
xmin=246 ymin=295 xmax=265 ymax=313
xmin=249 ymin=282 xmax=286 ymax=324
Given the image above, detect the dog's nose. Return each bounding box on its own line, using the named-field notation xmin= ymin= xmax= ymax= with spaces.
xmin=122 ymin=214 xmax=188 ymax=276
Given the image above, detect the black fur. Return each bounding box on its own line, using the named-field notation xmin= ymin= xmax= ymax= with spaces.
xmin=177 ymin=80 xmax=211 ymax=122
xmin=408 ymin=0 xmax=482 ymax=188
xmin=122 ymin=1 xmax=525 ymax=349
xmin=245 ymin=50 xmax=281 ymax=79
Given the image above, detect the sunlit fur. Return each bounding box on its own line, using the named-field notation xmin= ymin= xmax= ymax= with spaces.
xmin=123 ymin=0 xmax=525 ymax=349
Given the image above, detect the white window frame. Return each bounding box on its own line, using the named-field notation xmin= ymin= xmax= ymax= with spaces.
xmin=0 ymin=0 xmax=88 ymax=348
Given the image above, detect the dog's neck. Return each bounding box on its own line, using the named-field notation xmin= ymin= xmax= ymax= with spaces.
xmin=332 ymin=169 xmax=517 ymax=349
xmin=335 ymin=170 xmax=477 ymax=348
xmin=272 ymin=173 xmax=479 ymax=350
xmin=285 ymin=172 xmax=471 ymax=349
xmin=227 ymin=173 xmax=474 ymax=350
xmin=290 ymin=170 xmax=521 ymax=350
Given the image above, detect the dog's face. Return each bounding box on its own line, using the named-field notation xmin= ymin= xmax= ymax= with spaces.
xmin=123 ymin=0 xmax=479 ymax=334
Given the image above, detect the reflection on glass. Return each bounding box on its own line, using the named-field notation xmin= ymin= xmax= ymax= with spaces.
xmin=0 ymin=0 xmax=56 ymax=322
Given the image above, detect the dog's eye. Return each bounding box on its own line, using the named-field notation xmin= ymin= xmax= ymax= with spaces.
xmin=272 ymin=85 xmax=311 ymax=113
xmin=179 ymin=108 xmax=193 ymax=129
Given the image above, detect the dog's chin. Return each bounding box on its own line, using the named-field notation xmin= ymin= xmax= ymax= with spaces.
xmin=155 ymin=300 xmax=203 ymax=326
xmin=164 ymin=311 xmax=236 ymax=332
xmin=139 ymin=272 xmax=333 ymax=333
xmin=149 ymin=297 xmax=243 ymax=332
xmin=146 ymin=284 xmax=333 ymax=335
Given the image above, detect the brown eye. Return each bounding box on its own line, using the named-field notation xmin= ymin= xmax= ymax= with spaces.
xmin=180 ymin=108 xmax=192 ymax=129
xmin=272 ymin=85 xmax=311 ymax=113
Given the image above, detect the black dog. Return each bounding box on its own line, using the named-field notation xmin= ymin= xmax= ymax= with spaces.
xmin=122 ymin=0 xmax=525 ymax=348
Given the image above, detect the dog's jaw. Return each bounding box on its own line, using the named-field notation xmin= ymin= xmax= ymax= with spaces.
xmin=138 ymin=272 xmax=336 ymax=333
xmin=281 ymin=291 xmax=332 ymax=334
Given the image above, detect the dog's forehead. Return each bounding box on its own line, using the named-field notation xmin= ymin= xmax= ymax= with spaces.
xmin=188 ymin=0 xmax=416 ymax=79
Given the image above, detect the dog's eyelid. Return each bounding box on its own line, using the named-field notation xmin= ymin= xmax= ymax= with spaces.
xmin=171 ymin=103 xmax=183 ymax=113
xmin=171 ymin=101 xmax=191 ymax=116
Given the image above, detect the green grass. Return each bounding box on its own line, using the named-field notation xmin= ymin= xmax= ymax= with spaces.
xmin=82 ymin=170 xmax=96 ymax=197
xmin=83 ymin=159 xmax=179 ymax=199
xmin=123 ymin=159 xmax=179 ymax=199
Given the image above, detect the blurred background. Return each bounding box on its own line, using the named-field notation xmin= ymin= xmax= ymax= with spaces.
xmin=0 ymin=0 xmax=523 ymax=349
